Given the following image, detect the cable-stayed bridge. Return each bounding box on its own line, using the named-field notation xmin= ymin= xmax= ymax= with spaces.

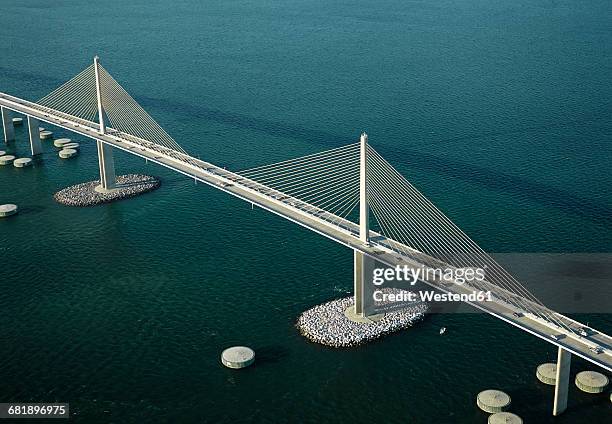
xmin=1 ymin=58 xmax=609 ymax=415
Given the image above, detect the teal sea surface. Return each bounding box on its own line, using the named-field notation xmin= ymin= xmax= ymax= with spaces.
xmin=1 ymin=1 xmax=611 ymax=422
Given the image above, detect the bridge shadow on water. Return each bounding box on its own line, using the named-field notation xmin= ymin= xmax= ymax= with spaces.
xmin=137 ymin=95 xmax=612 ymax=228
xmin=11 ymin=205 xmax=46 ymax=216
xmin=248 ymin=345 xmax=291 ymax=366
xmin=3 ymin=66 xmax=611 ymax=227
xmin=376 ymin=145 xmax=612 ymax=227
xmin=506 ymin=373 xmax=612 ymax=424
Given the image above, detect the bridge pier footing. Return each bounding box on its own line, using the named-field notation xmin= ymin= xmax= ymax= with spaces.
xmin=354 ymin=250 xmax=375 ymax=317
xmin=1 ymin=107 xmax=15 ymax=143
xmin=553 ymin=346 xmax=571 ymax=416
xmin=96 ymin=141 xmax=116 ymax=190
xmin=27 ymin=116 xmax=42 ymax=155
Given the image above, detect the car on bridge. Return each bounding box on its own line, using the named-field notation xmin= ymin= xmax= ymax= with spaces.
xmin=577 ymin=327 xmax=589 ymax=337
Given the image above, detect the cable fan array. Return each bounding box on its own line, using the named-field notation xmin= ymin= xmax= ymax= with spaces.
xmin=37 ymin=64 xmax=98 ymax=123
xmin=365 ymin=144 xmax=570 ymax=331
xmin=37 ymin=63 xmax=187 ymax=155
xmin=240 ymin=143 xmax=362 ymax=226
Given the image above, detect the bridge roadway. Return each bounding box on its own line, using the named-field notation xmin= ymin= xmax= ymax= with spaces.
xmin=1 ymin=92 xmax=610 ymax=372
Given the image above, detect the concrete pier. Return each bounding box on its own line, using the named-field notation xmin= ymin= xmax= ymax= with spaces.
xmin=488 ymin=412 xmax=522 ymax=424
xmin=40 ymin=130 xmax=53 ymax=139
xmin=353 ymin=132 xmax=377 ymax=318
xmin=536 ymin=363 xmax=557 ymax=385
xmin=13 ymin=158 xmax=32 ymax=168
xmin=359 ymin=132 xmax=369 ymax=244
xmin=553 ymin=347 xmax=571 ymax=416
xmin=477 ymin=390 xmax=511 ymax=413
xmin=0 ymin=204 xmax=18 ymax=217
xmin=27 ymin=116 xmax=43 ymax=155
xmin=575 ymin=371 xmax=609 ymax=393
xmin=93 ymin=56 xmax=116 ymax=190
xmin=59 ymin=148 xmax=78 ymax=159
xmin=54 ymin=138 xmax=72 ymax=148
xmin=62 ymin=142 xmax=80 ymax=150
xmin=0 ymin=155 xmax=15 ymax=165
xmin=354 ymin=250 xmax=376 ymax=316
xmin=221 ymin=346 xmax=255 ymax=369
xmin=96 ymin=141 xmax=116 ymax=190
xmin=1 ymin=106 xmax=14 ymax=142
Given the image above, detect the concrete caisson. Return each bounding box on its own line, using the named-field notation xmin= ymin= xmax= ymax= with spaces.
xmin=221 ymin=346 xmax=255 ymax=369
xmin=477 ymin=390 xmax=511 ymax=413
xmin=62 ymin=142 xmax=80 ymax=150
xmin=0 ymin=204 xmax=18 ymax=217
xmin=54 ymin=138 xmax=71 ymax=148
xmin=575 ymin=371 xmax=609 ymax=393
xmin=12 ymin=117 xmax=23 ymax=126
xmin=488 ymin=412 xmax=523 ymax=424
xmin=0 ymin=150 xmax=5 ymax=156
xmin=536 ymin=363 xmax=557 ymax=385
xmin=59 ymin=148 xmax=78 ymax=159
xmin=40 ymin=130 xmax=53 ymax=140
xmin=13 ymin=158 xmax=32 ymax=168
xmin=0 ymin=155 xmax=16 ymax=165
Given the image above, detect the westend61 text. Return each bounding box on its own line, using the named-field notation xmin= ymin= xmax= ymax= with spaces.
xmin=373 ymin=290 xmax=493 ymax=303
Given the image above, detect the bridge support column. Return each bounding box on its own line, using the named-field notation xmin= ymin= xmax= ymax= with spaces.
xmin=553 ymin=346 xmax=571 ymax=416
xmin=28 ymin=116 xmax=42 ymax=155
xmin=1 ymin=107 xmax=15 ymax=143
xmin=359 ymin=132 xmax=370 ymax=244
xmin=97 ymin=141 xmax=116 ymax=190
xmin=354 ymin=250 xmax=375 ymax=316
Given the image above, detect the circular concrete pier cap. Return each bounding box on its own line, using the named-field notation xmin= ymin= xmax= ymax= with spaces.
xmin=536 ymin=363 xmax=557 ymax=385
xmin=39 ymin=127 xmax=45 ymax=131
xmin=62 ymin=142 xmax=80 ymax=150
xmin=221 ymin=346 xmax=255 ymax=369
xmin=488 ymin=412 xmax=523 ymax=424
xmin=477 ymin=390 xmax=511 ymax=413
xmin=0 ymin=151 xmax=5 ymax=156
xmin=12 ymin=117 xmax=23 ymax=125
xmin=0 ymin=155 xmax=16 ymax=165
xmin=575 ymin=371 xmax=609 ymax=393
xmin=13 ymin=158 xmax=32 ymax=168
xmin=0 ymin=204 xmax=18 ymax=217
xmin=59 ymin=149 xmax=78 ymax=159
xmin=40 ymin=130 xmax=53 ymax=139
xmin=54 ymin=138 xmax=71 ymax=148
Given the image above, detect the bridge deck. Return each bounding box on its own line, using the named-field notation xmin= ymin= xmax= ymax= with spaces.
xmin=1 ymin=92 xmax=610 ymax=372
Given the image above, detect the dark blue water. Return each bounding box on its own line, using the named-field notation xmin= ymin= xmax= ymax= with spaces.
xmin=1 ymin=1 xmax=610 ymax=422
